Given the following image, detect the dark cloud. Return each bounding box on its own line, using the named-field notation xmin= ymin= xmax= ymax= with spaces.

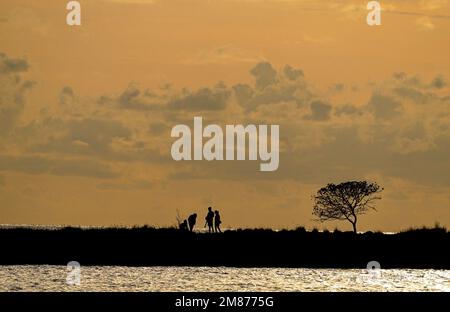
xmin=233 ymin=83 xmax=254 ymax=107
xmin=112 ymin=83 xmax=232 ymax=112
xmin=119 ymin=85 xmax=140 ymax=106
xmin=114 ymin=62 xmax=312 ymax=115
xmin=169 ymin=125 xmax=450 ymax=188
xmin=31 ymin=118 xmax=132 ymax=158
xmin=233 ymin=62 xmax=315 ymax=111
xmin=393 ymin=72 xmax=407 ymax=80
xmin=331 ymin=83 xmax=345 ymax=92
xmin=0 ymin=53 xmax=29 ymax=74
xmin=335 ymin=104 xmax=363 ymax=116
xmin=169 ymin=128 xmax=373 ymax=184
xmin=59 ymin=86 xmax=75 ymax=105
xmin=234 ymin=83 xmax=314 ymax=112
xmin=167 ymin=87 xmax=230 ymax=111
xmin=2 ymin=54 xmax=450 ymax=193
xmin=97 ymin=95 xmax=114 ymax=105
xmin=18 ymin=113 xmax=168 ymax=165
xmin=305 ymin=127 xmax=450 ymax=187
xmin=248 ymin=84 xmax=302 ymax=110
xmin=148 ymin=122 xmax=169 ymax=136
xmin=0 ymin=55 xmax=35 ymax=135
xmin=250 ymin=62 xmax=277 ymax=90
xmin=304 ymin=100 xmax=332 ymax=121
xmin=392 ymin=86 xmax=428 ymax=104
xmin=431 ymin=75 xmax=446 ymax=89
xmin=283 ymin=65 xmax=304 ymax=81
xmin=368 ymin=93 xmax=402 ymax=119
xmin=117 ymin=85 xmax=160 ymax=110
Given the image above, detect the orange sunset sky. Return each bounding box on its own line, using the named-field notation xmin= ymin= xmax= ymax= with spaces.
xmin=1 ymin=0 xmax=450 ymax=231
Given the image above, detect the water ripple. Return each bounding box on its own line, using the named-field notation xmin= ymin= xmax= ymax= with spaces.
xmin=0 ymin=266 xmax=448 ymax=292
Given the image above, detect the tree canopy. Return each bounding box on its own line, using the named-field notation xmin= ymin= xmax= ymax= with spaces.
xmin=312 ymin=181 xmax=383 ymax=233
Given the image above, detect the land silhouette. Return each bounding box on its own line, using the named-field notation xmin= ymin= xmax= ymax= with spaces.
xmin=0 ymin=224 xmax=448 ymax=269
xmin=1 ymin=181 xmax=447 ymax=268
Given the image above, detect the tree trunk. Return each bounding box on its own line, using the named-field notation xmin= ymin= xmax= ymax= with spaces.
xmin=352 ymin=222 xmax=357 ymax=233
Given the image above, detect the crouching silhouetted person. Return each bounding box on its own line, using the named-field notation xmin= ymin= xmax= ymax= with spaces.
xmin=179 ymin=219 xmax=188 ymax=231
xmin=187 ymin=213 xmax=197 ymax=232
xmin=214 ymin=210 xmax=222 ymax=233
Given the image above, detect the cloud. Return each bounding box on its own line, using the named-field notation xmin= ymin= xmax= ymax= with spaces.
xmin=0 ymin=53 xmax=34 ymax=135
xmin=59 ymin=86 xmax=75 ymax=105
xmin=233 ymin=63 xmax=313 ymax=111
xmin=0 ymin=80 xmax=34 ymax=134
xmin=245 ymin=83 xmax=308 ymax=110
xmin=330 ymin=83 xmax=345 ymax=93
xmin=368 ymin=93 xmax=403 ymax=120
xmin=148 ymin=122 xmax=169 ymax=135
xmin=431 ymin=75 xmax=446 ymax=89
xmin=233 ymin=84 xmax=254 ymax=107
xmin=2 ymin=53 xmax=450 ymax=193
xmin=389 ymin=73 xmax=446 ymax=104
xmin=393 ymin=72 xmax=407 ymax=80
xmin=335 ymin=104 xmax=362 ymax=116
xmin=392 ymin=86 xmax=429 ymax=104
xmin=114 ymin=83 xmax=235 ymax=113
xmin=283 ymin=65 xmax=304 ymax=81
xmin=167 ymin=87 xmax=230 ymax=111
xmin=30 ymin=118 xmax=132 ymax=159
xmin=250 ymin=62 xmax=278 ymax=90
xmin=117 ymin=85 xmax=161 ymax=111
xmin=0 ymin=53 xmax=29 ymax=74
xmin=168 ymin=121 xmax=450 ymax=188
xmin=0 ymin=155 xmax=119 ymax=179
xmin=158 ymin=63 xmax=450 ymax=188
xmin=304 ymin=100 xmax=332 ymax=121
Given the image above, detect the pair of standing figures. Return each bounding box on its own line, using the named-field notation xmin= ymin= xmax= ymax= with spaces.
xmin=180 ymin=207 xmax=222 ymax=233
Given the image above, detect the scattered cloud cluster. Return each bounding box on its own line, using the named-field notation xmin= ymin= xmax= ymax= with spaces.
xmin=0 ymin=53 xmax=35 ymax=136
xmin=1 ymin=52 xmax=450 ymax=191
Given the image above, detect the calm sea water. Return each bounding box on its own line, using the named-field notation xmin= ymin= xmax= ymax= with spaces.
xmin=0 ymin=266 xmax=448 ymax=292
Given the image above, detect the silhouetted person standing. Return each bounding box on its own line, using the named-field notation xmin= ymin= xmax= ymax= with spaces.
xmin=214 ymin=210 xmax=222 ymax=233
xmin=205 ymin=207 xmax=214 ymax=233
xmin=187 ymin=213 xmax=197 ymax=232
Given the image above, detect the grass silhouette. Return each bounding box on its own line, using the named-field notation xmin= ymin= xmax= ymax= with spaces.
xmin=0 ymin=225 xmax=448 ymax=268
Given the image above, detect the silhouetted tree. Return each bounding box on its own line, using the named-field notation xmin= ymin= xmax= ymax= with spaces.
xmin=312 ymin=181 xmax=383 ymax=233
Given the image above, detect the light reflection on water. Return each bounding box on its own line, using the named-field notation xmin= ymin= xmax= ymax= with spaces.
xmin=0 ymin=265 xmax=448 ymax=292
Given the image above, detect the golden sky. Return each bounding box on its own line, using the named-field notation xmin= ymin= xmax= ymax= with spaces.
xmin=1 ymin=0 xmax=450 ymax=231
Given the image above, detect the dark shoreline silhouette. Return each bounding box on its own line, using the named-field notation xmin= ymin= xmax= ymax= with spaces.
xmin=0 ymin=226 xmax=448 ymax=269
